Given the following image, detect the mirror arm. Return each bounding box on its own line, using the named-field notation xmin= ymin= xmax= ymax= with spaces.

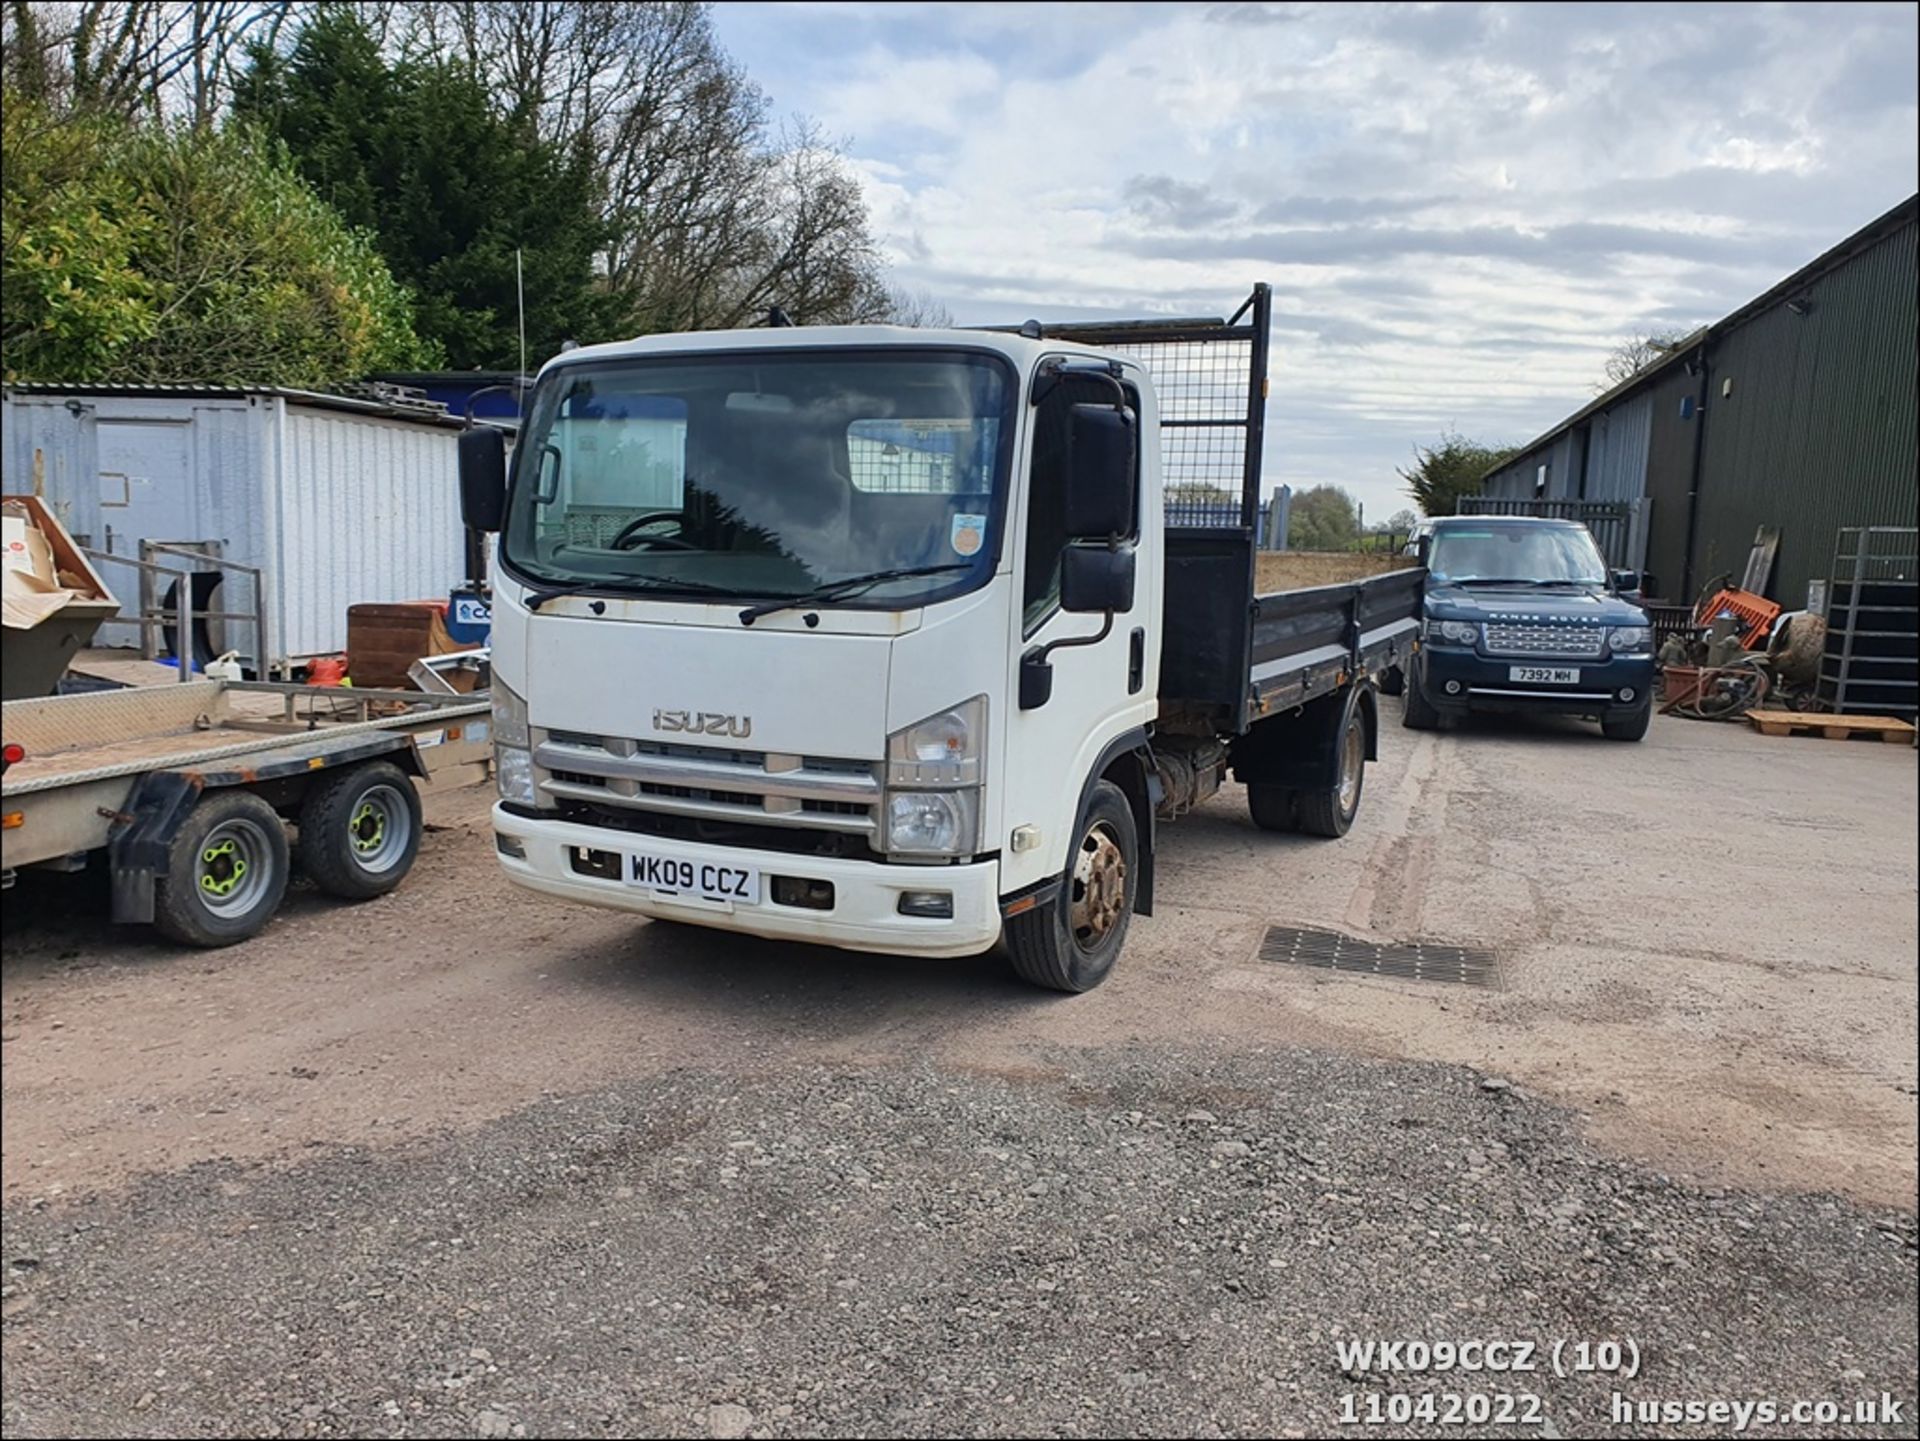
xmin=1031 ymin=608 xmax=1114 ymax=666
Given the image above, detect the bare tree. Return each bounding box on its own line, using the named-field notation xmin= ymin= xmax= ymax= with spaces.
xmin=5 ymin=1 xmax=295 ymax=123
xmin=881 ymin=286 xmax=954 ymax=328
xmin=1599 ymin=326 xmax=1696 ymax=392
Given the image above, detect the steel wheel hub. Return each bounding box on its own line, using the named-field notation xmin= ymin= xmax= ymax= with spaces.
xmin=1070 ymin=822 xmax=1127 ymax=948
xmin=1338 ymin=717 xmax=1364 ymax=813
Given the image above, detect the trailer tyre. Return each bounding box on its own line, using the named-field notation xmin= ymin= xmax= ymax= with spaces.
xmin=153 ymin=789 xmax=290 ymax=947
xmin=1295 ymin=695 xmax=1366 ymax=838
xmin=298 ymin=761 xmax=423 ymax=900
xmin=1006 ymin=780 xmax=1136 ymax=994
xmin=1247 ymin=784 xmax=1300 ymax=832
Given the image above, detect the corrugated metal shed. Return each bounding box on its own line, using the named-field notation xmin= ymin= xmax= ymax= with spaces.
xmin=1691 ymin=215 xmax=1918 ymax=604
xmin=1477 ymin=193 xmax=1918 ymax=603
xmin=0 ymin=384 xmax=469 ymax=669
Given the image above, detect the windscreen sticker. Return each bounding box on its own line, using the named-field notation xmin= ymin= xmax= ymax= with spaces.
xmin=951 ymin=513 xmax=987 ymax=557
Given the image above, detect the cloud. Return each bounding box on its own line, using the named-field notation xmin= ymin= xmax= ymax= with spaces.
xmin=710 ymin=2 xmax=1919 ymax=518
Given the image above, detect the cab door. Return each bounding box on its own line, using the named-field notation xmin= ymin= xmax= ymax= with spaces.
xmin=997 ymin=365 xmax=1160 ymax=897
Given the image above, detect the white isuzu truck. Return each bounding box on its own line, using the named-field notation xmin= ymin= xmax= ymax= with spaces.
xmin=460 ymin=285 xmax=1422 ymax=991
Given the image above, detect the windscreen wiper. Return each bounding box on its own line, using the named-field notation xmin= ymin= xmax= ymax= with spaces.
xmin=525 ymin=575 xmax=740 ymax=612
xmin=737 ymin=564 xmax=974 ymax=626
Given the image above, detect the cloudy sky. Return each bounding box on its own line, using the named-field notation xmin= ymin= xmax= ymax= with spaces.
xmin=710 ymin=1 xmax=1918 ymax=520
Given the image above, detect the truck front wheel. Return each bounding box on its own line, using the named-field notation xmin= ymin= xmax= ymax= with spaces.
xmin=153 ymin=789 xmax=291 ymax=947
xmin=1006 ymin=779 xmax=1137 ymax=994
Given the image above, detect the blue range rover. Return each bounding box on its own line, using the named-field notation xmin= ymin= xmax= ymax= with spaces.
xmin=1404 ymin=516 xmax=1656 ymax=742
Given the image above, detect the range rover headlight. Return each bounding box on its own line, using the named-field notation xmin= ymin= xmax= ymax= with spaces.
xmin=1430 ymin=620 xmax=1480 ymax=646
xmin=1609 ymin=625 xmax=1652 ymax=653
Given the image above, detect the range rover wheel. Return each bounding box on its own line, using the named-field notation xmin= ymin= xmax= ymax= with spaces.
xmin=1006 ymin=780 xmax=1137 ymax=994
xmin=1402 ymin=658 xmax=1443 ymax=731
xmin=1602 ymin=701 xmax=1653 ymax=742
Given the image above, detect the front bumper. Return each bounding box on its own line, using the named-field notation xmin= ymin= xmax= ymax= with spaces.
xmin=491 ymin=804 xmax=1003 ymax=957
xmin=1420 ymin=649 xmax=1655 ymax=717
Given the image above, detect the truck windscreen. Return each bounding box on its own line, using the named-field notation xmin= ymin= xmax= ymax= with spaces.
xmin=499 ymin=350 xmax=1014 ymax=610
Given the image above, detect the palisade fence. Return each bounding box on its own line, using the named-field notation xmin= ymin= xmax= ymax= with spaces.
xmin=1456 ymin=496 xmax=1650 ymax=573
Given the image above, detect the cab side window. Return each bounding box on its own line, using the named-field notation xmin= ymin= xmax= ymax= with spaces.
xmin=1023 ymin=375 xmax=1139 ymax=632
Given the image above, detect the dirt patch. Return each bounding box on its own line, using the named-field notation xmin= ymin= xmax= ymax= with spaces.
xmin=1254 ymin=549 xmax=1415 ymax=594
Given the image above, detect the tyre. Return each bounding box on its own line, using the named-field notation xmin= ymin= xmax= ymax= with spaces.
xmin=297 ymin=761 xmax=423 ymax=900
xmin=1247 ymin=784 xmax=1299 ymax=832
xmin=159 ymin=572 xmax=225 ymax=670
xmin=1402 ymin=659 xmax=1443 ymax=731
xmin=1006 ymin=779 xmax=1137 ymax=994
xmin=1376 ymin=666 xmax=1404 ymax=698
xmin=1296 ymin=692 xmax=1366 ymax=838
xmin=1602 ymin=701 xmax=1652 ymax=742
xmin=152 ymin=789 xmax=290 ymax=946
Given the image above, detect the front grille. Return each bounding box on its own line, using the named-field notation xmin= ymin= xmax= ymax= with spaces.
xmin=533 ymin=730 xmax=880 ymax=836
xmin=1483 ymin=622 xmax=1606 ymax=658
xmin=552 ymin=798 xmax=880 ymax=860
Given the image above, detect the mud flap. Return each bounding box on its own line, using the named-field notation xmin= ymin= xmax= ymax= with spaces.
xmin=107 ymin=771 xmax=204 ymax=923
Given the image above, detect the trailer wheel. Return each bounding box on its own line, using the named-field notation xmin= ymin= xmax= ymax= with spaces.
xmin=298 ymin=761 xmax=423 ymax=900
xmin=1295 ymin=695 xmax=1366 ymax=838
xmin=152 ymin=789 xmax=290 ymax=946
xmin=1246 ymin=785 xmax=1300 ymax=832
xmin=1006 ymin=780 xmax=1136 ymax=994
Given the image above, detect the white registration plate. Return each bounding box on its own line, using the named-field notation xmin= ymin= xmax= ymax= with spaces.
xmin=1509 ymin=665 xmax=1581 ymax=685
xmin=626 ymin=851 xmax=761 ymax=906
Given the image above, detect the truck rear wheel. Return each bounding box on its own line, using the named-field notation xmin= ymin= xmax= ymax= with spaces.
xmin=298 ymin=760 xmax=423 ymax=900
xmin=152 ymin=789 xmax=290 ymax=947
xmin=1295 ymin=694 xmax=1366 ymax=838
xmin=1247 ymin=784 xmax=1299 ymax=832
xmin=1006 ymin=779 xmax=1136 ymax=994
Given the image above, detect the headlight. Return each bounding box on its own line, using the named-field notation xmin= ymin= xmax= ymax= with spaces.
xmin=883 ymin=697 xmax=985 ymax=855
xmin=495 ymin=745 xmax=537 ymax=806
xmin=885 ymin=790 xmax=980 ymax=856
xmin=1609 ymin=626 xmax=1652 ymax=652
xmin=492 ymin=680 xmax=537 ymax=805
xmin=1430 ymin=620 xmax=1479 ymax=646
xmin=888 ymin=695 xmax=984 ymax=787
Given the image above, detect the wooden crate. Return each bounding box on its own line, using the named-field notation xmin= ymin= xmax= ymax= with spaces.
xmin=1745 ymin=709 xmax=1916 ymax=743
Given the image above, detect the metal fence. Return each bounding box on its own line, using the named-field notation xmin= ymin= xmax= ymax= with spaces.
xmin=984 ymin=285 xmax=1272 ymax=531
xmin=1457 ymin=496 xmax=1649 ymax=572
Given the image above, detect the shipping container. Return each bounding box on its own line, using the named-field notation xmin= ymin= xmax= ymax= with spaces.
xmin=0 ymin=384 xmax=472 ymax=672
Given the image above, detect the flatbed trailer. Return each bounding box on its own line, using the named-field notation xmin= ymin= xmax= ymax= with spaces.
xmin=2 ymin=679 xmax=489 ymax=945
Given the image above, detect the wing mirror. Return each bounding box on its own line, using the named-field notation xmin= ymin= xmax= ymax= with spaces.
xmin=459 ymin=426 xmax=507 ymax=532
xmin=1060 ymin=545 xmax=1135 ymax=614
xmin=1611 ymin=568 xmax=1643 ymax=597
xmin=1065 ymin=403 xmax=1136 ymax=538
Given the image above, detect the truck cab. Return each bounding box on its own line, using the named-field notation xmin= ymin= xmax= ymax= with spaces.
xmin=1404 ymin=516 xmax=1656 ymax=741
xmin=461 ymin=290 xmax=1419 ymax=990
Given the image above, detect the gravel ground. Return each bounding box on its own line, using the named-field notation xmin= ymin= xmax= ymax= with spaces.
xmin=3 ymin=1050 xmax=1915 ymax=1439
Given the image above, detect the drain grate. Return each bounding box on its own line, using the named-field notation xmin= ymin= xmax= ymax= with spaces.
xmin=1257 ymin=924 xmax=1501 ymax=989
